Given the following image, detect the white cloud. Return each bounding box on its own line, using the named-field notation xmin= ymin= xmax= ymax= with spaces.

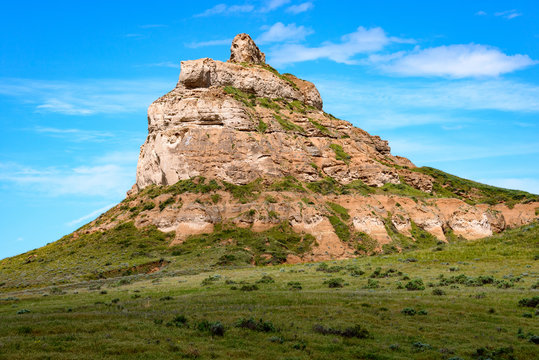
xmin=185 ymin=38 xmax=233 ymax=48
xmin=144 ymin=61 xmax=180 ymax=68
xmin=475 ymin=10 xmax=487 ymax=16
xmin=314 ymin=77 xmax=539 ymax=130
xmin=268 ymin=26 xmax=410 ymax=66
xmin=32 ymin=127 xmax=115 ymax=142
xmin=0 ymin=151 xmax=138 ymax=198
xmin=66 ymin=203 xmax=117 ymax=227
xmin=257 ymin=23 xmax=313 ymax=43
xmin=370 ymin=44 xmax=536 ymax=78
xmin=286 ymin=2 xmax=313 ymax=14
xmin=261 ymin=0 xmax=291 ymax=12
xmin=0 ymin=78 xmax=173 ymax=115
xmin=195 ymin=4 xmax=254 ymax=17
xmin=494 ymin=9 xmax=522 ymax=20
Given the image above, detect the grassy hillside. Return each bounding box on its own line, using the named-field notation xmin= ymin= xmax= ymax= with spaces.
xmin=0 ymin=223 xmax=538 ymax=359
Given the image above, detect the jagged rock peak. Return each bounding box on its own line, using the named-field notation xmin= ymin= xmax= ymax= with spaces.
xmin=229 ymin=33 xmax=265 ymax=64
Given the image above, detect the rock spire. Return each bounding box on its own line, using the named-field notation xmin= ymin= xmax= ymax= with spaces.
xmin=229 ymin=33 xmax=265 ymax=64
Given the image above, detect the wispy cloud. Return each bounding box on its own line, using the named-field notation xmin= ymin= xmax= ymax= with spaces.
xmin=0 ymin=151 xmax=137 ymax=198
xmin=494 ymin=9 xmax=522 ymax=20
xmin=143 ymin=61 xmax=180 ymax=68
xmin=268 ymin=26 xmax=412 ymax=66
xmin=475 ymin=10 xmax=487 ymax=16
xmin=286 ymin=2 xmax=313 ymax=14
xmin=257 ymin=22 xmax=313 ymax=44
xmin=260 ymin=0 xmax=291 ymax=12
xmin=32 ymin=126 xmax=115 ymax=142
xmin=66 ymin=203 xmax=117 ymax=227
xmin=0 ymin=78 xmax=173 ymax=115
xmin=185 ymin=38 xmax=233 ymax=48
xmin=195 ymin=3 xmax=255 ymax=17
xmin=316 ymin=78 xmax=539 ymax=128
xmin=369 ymin=44 xmax=536 ymax=78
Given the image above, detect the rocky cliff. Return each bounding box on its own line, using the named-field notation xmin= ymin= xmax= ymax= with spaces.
xmin=94 ymin=34 xmax=539 ymax=262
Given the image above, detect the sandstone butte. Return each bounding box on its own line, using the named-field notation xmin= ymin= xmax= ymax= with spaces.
xmin=84 ymin=33 xmax=538 ymax=263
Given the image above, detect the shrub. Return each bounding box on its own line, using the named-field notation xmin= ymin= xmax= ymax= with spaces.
xmin=518 ymin=297 xmax=539 ymax=308
xmin=401 ymin=308 xmax=416 ymax=316
xmin=405 ymin=279 xmax=425 ymax=291
xmin=159 ymin=196 xmax=175 ymax=211
xmin=235 ymin=317 xmax=276 ymax=332
xmin=170 ymin=315 xmax=188 ymax=328
xmin=365 ymin=279 xmax=380 ymax=289
xmin=324 ymin=278 xmax=345 ymax=288
xmin=142 ymin=202 xmax=156 ymax=211
xmin=412 ymin=342 xmax=432 ymax=351
xmin=287 ymin=281 xmax=302 ymax=290
xmin=313 ymin=324 xmax=369 ymax=339
xmin=240 ymin=284 xmax=259 ymax=291
xmin=196 ymin=320 xmax=225 ymax=336
xmin=256 ymin=275 xmax=275 ymax=284
xmin=432 ymin=288 xmax=446 ymax=296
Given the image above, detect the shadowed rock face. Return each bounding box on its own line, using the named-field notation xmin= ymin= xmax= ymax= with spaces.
xmin=229 ymin=33 xmax=265 ymax=64
xmin=119 ymin=34 xmax=539 ymax=261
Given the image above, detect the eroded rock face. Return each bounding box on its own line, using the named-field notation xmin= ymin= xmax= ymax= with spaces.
xmin=123 ymin=34 xmax=539 ymax=261
xmin=229 ymin=33 xmax=265 ymax=65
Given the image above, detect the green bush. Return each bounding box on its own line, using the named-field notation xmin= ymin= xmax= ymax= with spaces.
xmin=324 ymin=278 xmax=345 ymax=288
xmin=405 ymin=279 xmax=425 ymax=291
xmin=235 ymin=317 xmax=276 ymax=332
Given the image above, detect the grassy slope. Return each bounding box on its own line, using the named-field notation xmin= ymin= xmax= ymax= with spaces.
xmin=0 ymin=223 xmax=538 ymax=359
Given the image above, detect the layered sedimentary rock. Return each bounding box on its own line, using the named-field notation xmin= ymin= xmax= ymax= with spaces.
xmin=111 ymin=34 xmax=539 ymax=261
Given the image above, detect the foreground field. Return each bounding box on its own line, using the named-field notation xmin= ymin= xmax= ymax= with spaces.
xmin=1 ymin=224 xmax=538 ymax=359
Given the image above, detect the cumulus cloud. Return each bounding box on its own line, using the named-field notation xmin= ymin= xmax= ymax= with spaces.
xmin=286 ymin=1 xmax=313 ymax=14
xmin=370 ymin=44 xmax=536 ymax=78
xmin=257 ymin=22 xmax=313 ymax=43
xmin=268 ymin=26 xmax=411 ymax=65
xmin=195 ymin=3 xmax=254 ymax=17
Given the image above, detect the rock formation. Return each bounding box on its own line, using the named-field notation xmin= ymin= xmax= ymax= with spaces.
xmin=106 ymin=34 xmax=537 ymax=261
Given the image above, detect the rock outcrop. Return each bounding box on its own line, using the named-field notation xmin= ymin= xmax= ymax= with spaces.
xmin=117 ymin=34 xmax=539 ymax=261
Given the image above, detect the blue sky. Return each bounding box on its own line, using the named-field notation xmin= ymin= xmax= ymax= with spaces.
xmin=1 ymin=0 xmax=538 ymax=259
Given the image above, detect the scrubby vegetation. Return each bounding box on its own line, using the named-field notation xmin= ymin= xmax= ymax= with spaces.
xmin=0 ymin=222 xmax=538 ymax=359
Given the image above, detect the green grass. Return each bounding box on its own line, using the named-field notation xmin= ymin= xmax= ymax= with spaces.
xmin=1 ymin=223 xmax=538 ymax=359
xmin=257 ymin=119 xmax=268 ymax=133
xmin=258 ymin=97 xmax=281 ymax=112
xmin=308 ymin=118 xmax=331 ymax=135
xmin=326 ymin=202 xmax=350 ymax=221
xmin=223 ymin=86 xmax=256 ymax=108
xmin=222 ymin=179 xmax=263 ymax=203
xmin=329 ymin=143 xmax=351 ymax=164
xmin=273 ymin=114 xmax=305 ymax=133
